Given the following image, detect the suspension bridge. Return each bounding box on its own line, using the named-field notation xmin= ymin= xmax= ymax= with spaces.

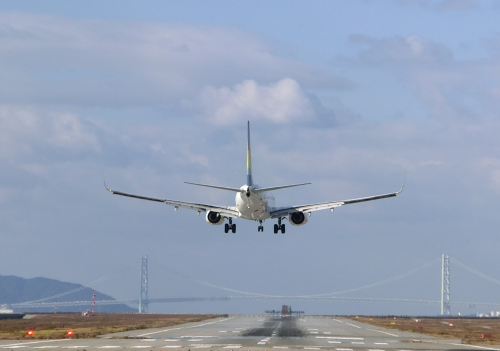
xmin=7 ymin=255 xmax=500 ymax=315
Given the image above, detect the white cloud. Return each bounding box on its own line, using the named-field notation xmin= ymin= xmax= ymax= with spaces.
xmin=190 ymin=78 xmax=316 ymax=125
xmin=0 ymin=12 xmax=347 ymax=108
xmin=350 ymin=34 xmax=453 ymax=66
xmin=398 ymin=0 xmax=480 ymax=11
xmin=0 ymin=107 xmax=100 ymax=161
xmin=47 ymin=114 xmax=100 ymax=152
xmin=348 ymin=34 xmax=500 ymax=122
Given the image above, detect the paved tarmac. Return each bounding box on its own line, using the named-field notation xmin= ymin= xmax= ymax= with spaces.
xmin=1 ymin=315 xmax=499 ymax=350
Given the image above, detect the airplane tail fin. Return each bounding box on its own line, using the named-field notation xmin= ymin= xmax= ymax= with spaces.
xmin=247 ymin=121 xmax=253 ymax=186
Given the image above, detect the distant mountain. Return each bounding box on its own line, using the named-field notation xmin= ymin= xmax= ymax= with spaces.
xmin=0 ymin=275 xmax=136 ymax=313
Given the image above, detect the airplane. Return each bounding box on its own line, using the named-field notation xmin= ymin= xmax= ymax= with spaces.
xmin=105 ymin=122 xmax=403 ymax=234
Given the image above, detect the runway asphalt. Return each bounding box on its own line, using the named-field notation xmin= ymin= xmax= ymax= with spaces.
xmin=1 ymin=315 xmax=499 ymax=350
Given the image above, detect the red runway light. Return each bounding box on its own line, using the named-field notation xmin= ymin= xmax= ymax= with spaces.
xmin=27 ymin=330 xmax=34 ymax=336
xmin=67 ymin=330 xmax=74 ymax=336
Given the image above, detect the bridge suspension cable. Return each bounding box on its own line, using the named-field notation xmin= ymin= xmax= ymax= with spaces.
xmin=151 ymin=257 xmax=440 ymax=299
xmin=299 ymin=257 xmax=441 ymax=297
xmin=450 ymin=257 xmax=500 ymax=285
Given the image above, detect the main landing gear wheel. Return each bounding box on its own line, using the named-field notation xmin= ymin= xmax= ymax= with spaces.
xmin=274 ymin=218 xmax=285 ymax=234
xmin=225 ymin=219 xmax=236 ymax=233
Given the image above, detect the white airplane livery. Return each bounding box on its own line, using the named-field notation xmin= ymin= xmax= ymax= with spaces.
xmin=106 ymin=122 xmax=403 ymax=234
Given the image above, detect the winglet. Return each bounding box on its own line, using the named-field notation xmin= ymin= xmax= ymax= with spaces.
xmin=102 ymin=172 xmax=113 ymax=193
xmin=398 ymin=171 xmax=406 ymax=194
xmin=246 ymin=121 xmax=253 ymax=187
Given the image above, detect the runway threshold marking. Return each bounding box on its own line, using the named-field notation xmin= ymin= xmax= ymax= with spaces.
xmin=162 ymin=346 xmax=182 ymax=348
xmin=367 ymin=328 xmax=399 ymax=337
xmin=374 ymin=342 xmax=388 ymax=345
xmin=137 ymin=317 xmax=233 ymax=337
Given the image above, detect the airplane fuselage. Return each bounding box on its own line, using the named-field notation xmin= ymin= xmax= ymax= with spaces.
xmin=235 ymin=185 xmax=275 ymax=220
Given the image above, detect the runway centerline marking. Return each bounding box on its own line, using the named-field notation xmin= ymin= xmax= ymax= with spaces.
xmin=424 ymin=340 xmax=500 ymax=350
xmin=2 ymin=347 xmax=25 ymax=349
xmin=316 ymin=337 xmax=363 ymax=340
xmin=137 ymin=317 xmax=233 ymax=337
xmin=65 ymin=346 xmax=88 ymax=349
xmin=98 ymin=347 xmax=120 ymax=349
xmin=1 ymin=340 xmax=67 ymax=348
xmin=367 ymin=328 xmax=398 ymax=337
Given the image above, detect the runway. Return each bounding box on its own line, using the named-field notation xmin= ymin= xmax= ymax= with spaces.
xmin=1 ymin=315 xmax=499 ymax=350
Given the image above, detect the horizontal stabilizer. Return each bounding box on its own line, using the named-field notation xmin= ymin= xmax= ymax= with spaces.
xmin=254 ymin=183 xmax=311 ymax=193
xmin=184 ymin=182 xmax=244 ymax=193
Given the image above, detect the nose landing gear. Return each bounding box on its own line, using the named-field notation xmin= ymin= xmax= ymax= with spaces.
xmin=274 ymin=218 xmax=285 ymax=234
xmin=258 ymin=220 xmax=264 ymax=232
xmin=225 ymin=218 xmax=236 ymax=233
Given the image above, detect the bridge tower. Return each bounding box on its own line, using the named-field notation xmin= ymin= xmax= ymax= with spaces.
xmin=139 ymin=255 xmax=149 ymax=313
xmin=440 ymin=254 xmax=450 ymax=315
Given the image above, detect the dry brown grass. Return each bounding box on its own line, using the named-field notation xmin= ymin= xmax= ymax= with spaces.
xmin=348 ymin=316 xmax=500 ymax=346
xmin=0 ymin=313 xmax=224 ymax=339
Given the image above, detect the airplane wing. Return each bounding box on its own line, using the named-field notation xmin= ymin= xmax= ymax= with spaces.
xmin=269 ymin=188 xmax=403 ymax=218
xmin=105 ymin=186 xmax=240 ymax=218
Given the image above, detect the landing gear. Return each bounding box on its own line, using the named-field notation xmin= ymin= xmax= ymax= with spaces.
xmin=258 ymin=220 xmax=264 ymax=232
xmin=274 ymin=218 xmax=285 ymax=234
xmin=225 ymin=218 xmax=236 ymax=233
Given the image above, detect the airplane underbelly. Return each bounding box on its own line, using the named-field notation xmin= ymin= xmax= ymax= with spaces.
xmin=236 ymin=193 xmax=269 ymax=220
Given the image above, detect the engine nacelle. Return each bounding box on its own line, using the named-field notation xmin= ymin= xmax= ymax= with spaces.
xmin=289 ymin=212 xmax=308 ymax=226
xmin=205 ymin=211 xmax=224 ymax=225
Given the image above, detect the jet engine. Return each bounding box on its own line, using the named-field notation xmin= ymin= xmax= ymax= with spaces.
xmin=205 ymin=211 xmax=224 ymax=225
xmin=289 ymin=212 xmax=308 ymax=226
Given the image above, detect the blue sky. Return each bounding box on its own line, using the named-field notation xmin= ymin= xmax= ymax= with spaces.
xmin=1 ymin=0 xmax=500 ymax=315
